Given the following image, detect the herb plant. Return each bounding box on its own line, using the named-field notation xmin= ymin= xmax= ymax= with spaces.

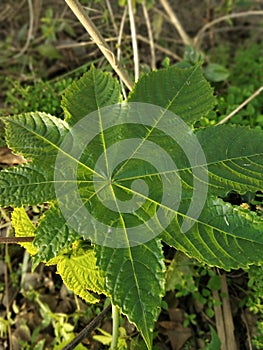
xmin=1 ymin=63 xmax=263 ymax=349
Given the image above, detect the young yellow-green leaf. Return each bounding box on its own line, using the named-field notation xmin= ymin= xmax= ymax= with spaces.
xmin=11 ymin=207 xmax=37 ymax=255
xmin=62 ymin=66 xmax=123 ymax=125
xmin=128 ymin=65 xmax=216 ymax=125
xmin=96 ymin=239 xmax=165 ymax=349
xmin=56 ymin=249 xmax=106 ymax=304
xmin=93 ymin=327 xmax=127 ymax=347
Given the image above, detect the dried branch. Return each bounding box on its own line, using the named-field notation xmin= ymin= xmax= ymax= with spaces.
xmin=0 ymin=237 xmax=34 ymax=244
xmin=65 ymin=0 xmax=133 ymax=91
xmin=216 ymin=86 xmax=263 ymax=125
xmin=62 ymin=304 xmax=112 ymax=350
xmin=14 ymin=0 xmax=34 ymax=58
xmin=159 ymin=0 xmax=192 ymax=46
xmin=194 ymin=10 xmax=263 ymax=48
xmin=128 ymin=0 xmax=139 ymax=82
xmin=142 ymin=2 xmax=156 ymax=70
xmin=117 ymin=6 xmax=128 ymax=99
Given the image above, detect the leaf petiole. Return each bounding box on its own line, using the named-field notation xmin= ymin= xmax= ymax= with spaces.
xmin=111 ymin=304 xmax=120 ymax=350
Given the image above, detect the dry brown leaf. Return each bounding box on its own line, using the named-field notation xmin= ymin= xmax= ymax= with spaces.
xmin=0 ymin=147 xmax=27 ymax=166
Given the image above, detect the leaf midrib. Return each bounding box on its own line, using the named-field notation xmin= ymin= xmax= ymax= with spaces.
xmin=114 ymin=182 xmax=263 ymax=244
xmin=106 ymin=182 xmax=151 ymax=344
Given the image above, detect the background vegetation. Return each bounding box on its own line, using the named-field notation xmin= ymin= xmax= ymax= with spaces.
xmin=0 ymin=0 xmax=262 ymax=349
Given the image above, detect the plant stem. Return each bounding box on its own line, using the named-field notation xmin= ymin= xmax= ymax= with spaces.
xmin=111 ymin=304 xmax=120 ymax=350
xmin=4 ymin=246 xmax=12 ymax=350
xmin=20 ymin=251 xmax=30 ymax=292
xmin=64 ymin=0 xmax=134 ymax=91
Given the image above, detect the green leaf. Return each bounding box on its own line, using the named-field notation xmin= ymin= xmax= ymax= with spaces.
xmin=33 ymin=203 xmax=80 ymax=264
xmin=197 ymin=125 xmax=263 ymax=195
xmin=163 ymin=197 xmax=263 ymax=270
xmin=54 ymin=337 xmax=87 ymax=350
xmin=165 ymin=252 xmax=196 ymax=294
xmin=96 ymin=239 xmax=165 ymax=349
xmin=0 ymin=121 xmax=6 ymax=147
xmin=128 ymin=65 xmax=216 ymax=125
xmin=0 ymin=164 xmax=56 ymax=207
xmin=1 ymin=66 xmax=262 ymax=350
xmin=12 ymin=207 xmax=37 ymax=255
xmin=56 ymin=248 xmax=106 ymax=304
xmin=203 ymin=325 xmax=221 ymax=350
xmin=204 ymin=63 xmax=230 ymax=82
xmin=0 ymin=112 xmax=69 ymax=207
xmin=93 ymin=327 xmax=127 ymax=348
xmin=207 ymin=274 xmax=222 ymax=291
xmin=62 ymin=66 xmax=123 ymax=125
xmin=3 ymin=112 xmax=69 ymax=159
xmin=37 ymin=44 xmax=62 ymax=60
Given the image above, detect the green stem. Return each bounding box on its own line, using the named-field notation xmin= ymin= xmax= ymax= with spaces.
xmin=111 ymin=304 xmax=119 ymax=350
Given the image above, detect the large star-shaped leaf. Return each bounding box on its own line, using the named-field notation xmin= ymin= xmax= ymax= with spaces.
xmin=1 ymin=65 xmax=262 ymax=349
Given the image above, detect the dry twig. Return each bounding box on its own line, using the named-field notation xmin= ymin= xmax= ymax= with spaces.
xmin=65 ymin=0 xmax=133 ymax=91
xmin=142 ymin=2 xmax=156 ymax=70
xmin=216 ymin=86 xmax=263 ymax=125
xmin=14 ymin=0 xmax=34 ymax=58
xmin=212 ymin=270 xmax=238 ymax=350
xmin=194 ymin=10 xmax=263 ymax=48
xmin=159 ymin=0 xmax=192 ymax=46
xmin=62 ymin=304 xmax=112 ymax=350
xmin=0 ymin=237 xmax=34 ymax=244
xmin=128 ymin=0 xmax=139 ymax=82
xmin=117 ymin=6 xmax=128 ymax=99
xmin=105 ymin=0 xmax=118 ymax=35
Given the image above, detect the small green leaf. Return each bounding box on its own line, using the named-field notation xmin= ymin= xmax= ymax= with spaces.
xmin=37 ymin=44 xmax=62 ymax=60
xmin=165 ymin=252 xmax=196 ymax=294
xmin=203 ymin=325 xmax=221 ymax=350
xmin=93 ymin=327 xmax=127 ymax=349
xmin=183 ymin=45 xmax=204 ymax=65
xmin=207 ymin=275 xmax=222 ymax=291
xmin=204 ymin=63 xmax=230 ymax=82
